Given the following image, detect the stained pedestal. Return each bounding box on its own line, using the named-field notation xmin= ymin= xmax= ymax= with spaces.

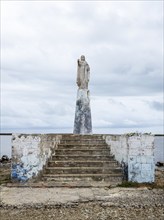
xmin=73 ymin=89 xmax=92 ymax=134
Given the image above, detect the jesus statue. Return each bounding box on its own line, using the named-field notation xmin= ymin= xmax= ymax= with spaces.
xmin=76 ymin=55 xmax=90 ymax=89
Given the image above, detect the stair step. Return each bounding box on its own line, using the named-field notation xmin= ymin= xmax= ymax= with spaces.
xmin=61 ymin=135 xmax=103 ymax=140
xmin=55 ymin=149 xmax=110 ymax=156
xmin=58 ymin=146 xmax=108 ymax=150
xmin=43 ymin=173 xmax=122 ymax=177
xmin=40 ymin=134 xmax=123 ymax=186
xmin=33 ymin=181 xmax=119 ymax=187
xmin=56 ymin=149 xmax=109 ymax=152
xmin=42 ymin=173 xmax=122 ymax=182
xmin=45 ymin=167 xmax=122 ymax=174
xmin=60 ymin=140 xmax=106 ymax=144
xmin=52 ymin=155 xmax=114 ymax=160
xmin=58 ymin=143 xmax=107 ymax=148
xmin=48 ymin=160 xmax=118 ymax=167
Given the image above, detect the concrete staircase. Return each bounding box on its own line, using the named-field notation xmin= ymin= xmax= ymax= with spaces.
xmin=42 ymin=135 xmax=123 ymax=187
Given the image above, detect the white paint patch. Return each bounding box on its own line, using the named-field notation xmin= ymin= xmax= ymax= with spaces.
xmin=12 ymin=134 xmax=62 ymax=181
xmin=104 ymin=134 xmax=155 ymax=183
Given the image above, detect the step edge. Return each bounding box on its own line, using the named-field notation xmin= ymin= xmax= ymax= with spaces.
xmin=48 ymin=160 xmax=117 ymax=163
xmin=56 ymin=149 xmax=110 ymax=150
xmin=46 ymin=167 xmax=122 ymax=170
xmin=43 ymin=174 xmax=123 ymax=177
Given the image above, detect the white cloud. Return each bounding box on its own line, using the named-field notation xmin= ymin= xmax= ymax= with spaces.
xmin=1 ymin=1 xmax=163 ymax=134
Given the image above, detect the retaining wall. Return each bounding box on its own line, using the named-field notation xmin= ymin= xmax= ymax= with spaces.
xmin=11 ymin=134 xmax=62 ymax=182
xmin=104 ymin=134 xmax=155 ymax=183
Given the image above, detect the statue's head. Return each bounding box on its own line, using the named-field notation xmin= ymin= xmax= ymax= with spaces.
xmin=81 ymin=55 xmax=85 ymax=61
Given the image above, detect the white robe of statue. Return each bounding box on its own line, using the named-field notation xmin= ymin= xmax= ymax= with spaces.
xmin=76 ymin=55 xmax=90 ymax=89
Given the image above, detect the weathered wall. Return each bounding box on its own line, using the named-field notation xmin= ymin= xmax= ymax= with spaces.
xmin=12 ymin=134 xmax=62 ymax=182
xmin=103 ymin=135 xmax=128 ymax=180
xmin=104 ymin=134 xmax=155 ymax=183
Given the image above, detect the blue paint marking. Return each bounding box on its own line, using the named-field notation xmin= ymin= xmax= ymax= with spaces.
xmin=11 ymin=163 xmax=30 ymax=182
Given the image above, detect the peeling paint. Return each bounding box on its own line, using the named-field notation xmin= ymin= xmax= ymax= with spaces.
xmin=11 ymin=134 xmax=62 ymax=182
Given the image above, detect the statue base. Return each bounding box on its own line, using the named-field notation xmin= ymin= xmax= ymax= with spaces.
xmin=73 ymin=89 xmax=92 ymax=134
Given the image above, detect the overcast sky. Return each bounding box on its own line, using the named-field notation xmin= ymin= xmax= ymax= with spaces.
xmin=1 ymin=0 xmax=163 ymax=134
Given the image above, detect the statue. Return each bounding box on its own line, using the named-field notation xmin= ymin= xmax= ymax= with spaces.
xmin=77 ymin=55 xmax=90 ymax=89
xmin=73 ymin=55 xmax=92 ymax=134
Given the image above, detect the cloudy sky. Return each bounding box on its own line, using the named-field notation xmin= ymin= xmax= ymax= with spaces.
xmin=1 ymin=0 xmax=163 ymax=134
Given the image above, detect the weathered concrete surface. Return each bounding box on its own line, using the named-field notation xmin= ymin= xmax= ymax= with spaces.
xmin=1 ymin=186 xmax=163 ymax=207
xmin=11 ymin=134 xmax=62 ymax=182
xmin=1 ymin=186 xmax=163 ymax=220
xmin=128 ymin=134 xmax=154 ymax=183
xmin=73 ymin=89 xmax=92 ymax=134
xmin=104 ymin=134 xmax=155 ymax=183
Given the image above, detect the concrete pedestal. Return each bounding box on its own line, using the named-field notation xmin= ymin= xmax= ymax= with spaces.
xmin=73 ymin=89 xmax=92 ymax=134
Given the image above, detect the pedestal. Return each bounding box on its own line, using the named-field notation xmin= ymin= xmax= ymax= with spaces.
xmin=73 ymin=89 xmax=92 ymax=134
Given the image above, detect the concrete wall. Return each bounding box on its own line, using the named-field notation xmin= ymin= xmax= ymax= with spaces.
xmin=104 ymin=134 xmax=155 ymax=183
xmin=12 ymin=134 xmax=62 ymax=182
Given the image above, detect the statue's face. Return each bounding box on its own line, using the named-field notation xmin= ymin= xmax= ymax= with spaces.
xmin=81 ymin=55 xmax=85 ymax=61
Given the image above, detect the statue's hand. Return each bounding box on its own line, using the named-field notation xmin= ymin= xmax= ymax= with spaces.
xmin=77 ymin=59 xmax=81 ymax=66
